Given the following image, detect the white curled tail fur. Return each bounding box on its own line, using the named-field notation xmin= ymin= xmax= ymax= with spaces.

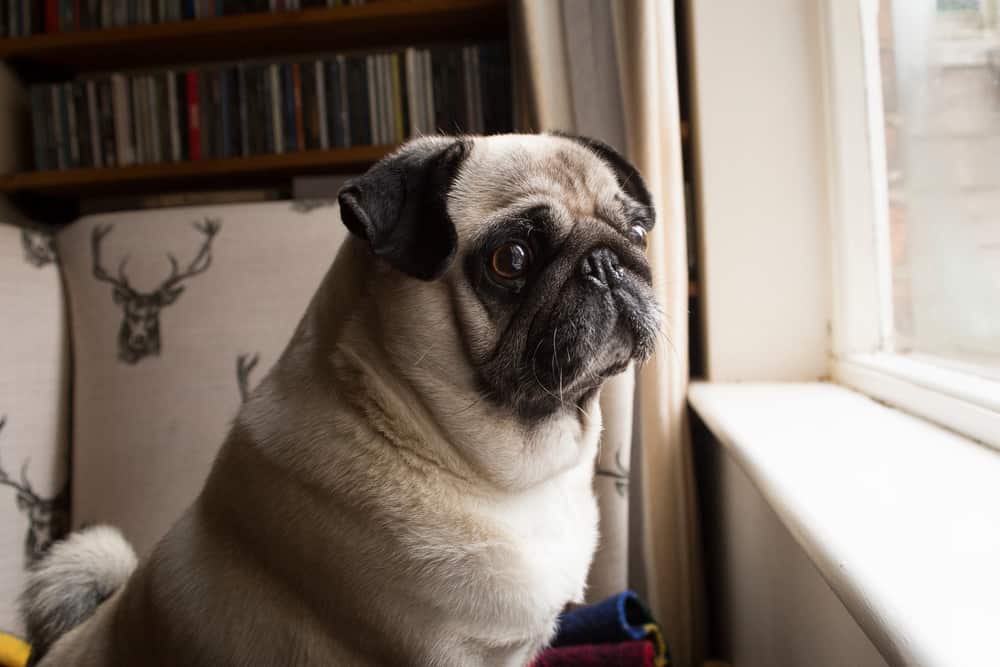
xmin=21 ymin=525 xmax=137 ymax=666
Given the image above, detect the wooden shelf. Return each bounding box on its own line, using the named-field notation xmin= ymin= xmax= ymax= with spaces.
xmin=0 ymin=145 xmax=395 ymax=197
xmin=0 ymin=0 xmax=508 ymax=79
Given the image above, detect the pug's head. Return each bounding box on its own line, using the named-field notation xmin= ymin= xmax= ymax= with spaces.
xmin=338 ymin=134 xmax=660 ymax=429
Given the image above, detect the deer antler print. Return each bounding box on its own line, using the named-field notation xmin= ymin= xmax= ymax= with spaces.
xmin=91 ymin=219 xmax=223 ymax=364
xmin=0 ymin=416 xmax=70 ymax=566
xmin=237 ymin=353 xmax=260 ymax=403
xmin=158 ymin=218 xmax=221 ymax=295
xmin=91 ymin=224 xmax=135 ymax=296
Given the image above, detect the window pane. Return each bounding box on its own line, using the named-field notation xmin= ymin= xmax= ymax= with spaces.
xmin=878 ymin=0 xmax=1000 ymax=379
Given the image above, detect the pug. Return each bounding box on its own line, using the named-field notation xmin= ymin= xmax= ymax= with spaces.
xmin=23 ymin=133 xmax=660 ymax=667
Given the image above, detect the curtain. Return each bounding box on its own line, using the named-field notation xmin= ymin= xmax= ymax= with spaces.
xmin=513 ymin=2 xmax=704 ymax=665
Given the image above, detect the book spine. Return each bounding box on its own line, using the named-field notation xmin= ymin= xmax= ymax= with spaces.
xmin=150 ymin=75 xmax=163 ymax=163
xmin=461 ymin=47 xmax=474 ymax=133
xmin=212 ymin=69 xmax=224 ymax=159
xmin=158 ymin=74 xmax=171 ymax=162
xmin=85 ymin=80 xmax=102 ymax=167
xmin=186 ymin=70 xmax=202 ymax=160
xmin=49 ymin=87 xmax=61 ymax=168
xmin=111 ymin=75 xmax=134 ymax=166
xmin=299 ymin=61 xmax=316 ymax=150
xmin=282 ymin=63 xmax=295 ymax=152
xmin=375 ymin=54 xmax=393 ymax=144
xmin=226 ymin=68 xmax=239 ymax=157
xmin=324 ymin=60 xmax=338 ymax=148
xmin=166 ymin=72 xmax=179 ymax=161
xmin=130 ymin=76 xmax=146 ymax=164
xmin=336 ymin=54 xmax=350 ymax=147
xmin=258 ymin=65 xmax=272 ymax=155
xmin=176 ymin=71 xmax=189 ymax=160
xmin=448 ymin=49 xmax=463 ymax=134
xmin=44 ymin=0 xmax=57 ymax=31
xmin=349 ymin=55 xmax=369 ymax=146
xmin=495 ymin=43 xmax=513 ymax=132
xmin=29 ymin=87 xmax=47 ymax=170
xmin=472 ymin=46 xmax=484 ymax=134
xmin=65 ymin=83 xmax=80 ymax=167
xmin=378 ymin=53 xmax=396 ymax=144
xmin=76 ymin=81 xmax=93 ymax=167
xmin=98 ymin=79 xmax=116 ymax=167
xmin=269 ymin=64 xmax=283 ymax=154
xmin=404 ymin=49 xmax=419 ymax=137
xmin=316 ymin=61 xmax=328 ymax=150
xmin=245 ymin=65 xmax=259 ymax=155
xmin=238 ymin=65 xmax=250 ymax=157
xmin=219 ymin=67 xmax=231 ymax=158
xmin=391 ymin=52 xmax=404 ymax=143
xmin=292 ymin=62 xmax=304 ymax=151
xmin=198 ymin=69 xmax=211 ymax=159
xmin=422 ymin=50 xmax=434 ymax=134
xmin=143 ymin=76 xmax=154 ymax=162
xmin=365 ymin=55 xmax=378 ymax=145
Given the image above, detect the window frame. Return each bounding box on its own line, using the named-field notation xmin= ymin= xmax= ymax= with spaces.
xmin=819 ymin=0 xmax=1000 ymax=451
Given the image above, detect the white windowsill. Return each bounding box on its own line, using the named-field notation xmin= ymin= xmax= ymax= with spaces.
xmin=688 ymin=382 xmax=1000 ymax=667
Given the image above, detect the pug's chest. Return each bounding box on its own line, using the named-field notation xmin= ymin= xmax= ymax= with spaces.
xmin=449 ymin=465 xmax=600 ymax=643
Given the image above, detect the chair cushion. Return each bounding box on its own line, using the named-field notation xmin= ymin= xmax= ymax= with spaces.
xmin=0 ymin=224 xmax=70 ymax=635
xmin=56 ymin=201 xmax=347 ymax=557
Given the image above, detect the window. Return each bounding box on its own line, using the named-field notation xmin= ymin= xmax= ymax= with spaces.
xmin=880 ymin=0 xmax=1000 ymax=380
xmin=822 ymin=0 xmax=1000 ymax=449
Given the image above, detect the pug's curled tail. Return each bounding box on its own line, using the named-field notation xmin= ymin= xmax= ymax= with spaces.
xmin=21 ymin=525 xmax=137 ymax=666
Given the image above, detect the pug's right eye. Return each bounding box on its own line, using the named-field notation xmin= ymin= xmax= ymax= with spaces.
xmin=490 ymin=242 xmax=531 ymax=280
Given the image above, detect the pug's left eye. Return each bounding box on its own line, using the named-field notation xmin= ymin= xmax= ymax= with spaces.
xmin=627 ymin=225 xmax=648 ymax=248
xmin=490 ymin=242 xmax=531 ymax=280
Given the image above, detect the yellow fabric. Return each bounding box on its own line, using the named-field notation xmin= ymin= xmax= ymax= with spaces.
xmin=643 ymin=622 xmax=669 ymax=667
xmin=0 ymin=632 xmax=30 ymax=667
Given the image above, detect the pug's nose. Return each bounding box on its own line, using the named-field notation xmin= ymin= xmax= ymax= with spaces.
xmin=580 ymin=247 xmax=624 ymax=289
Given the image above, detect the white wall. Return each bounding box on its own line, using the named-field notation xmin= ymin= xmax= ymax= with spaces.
xmin=688 ymin=0 xmax=831 ymax=382
xmin=697 ymin=432 xmax=889 ymax=667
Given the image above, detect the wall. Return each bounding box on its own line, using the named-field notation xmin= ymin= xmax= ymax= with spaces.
xmin=694 ymin=426 xmax=889 ymax=667
xmin=687 ymin=0 xmax=831 ymax=382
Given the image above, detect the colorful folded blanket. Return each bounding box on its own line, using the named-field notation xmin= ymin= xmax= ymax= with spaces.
xmin=531 ymin=639 xmax=656 ymax=667
xmin=532 ymin=590 xmax=670 ymax=667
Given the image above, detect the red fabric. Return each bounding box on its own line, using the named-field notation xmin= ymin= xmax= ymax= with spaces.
xmin=530 ymin=640 xmax=656 ymax=667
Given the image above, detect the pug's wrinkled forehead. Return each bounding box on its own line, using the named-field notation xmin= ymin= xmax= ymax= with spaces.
xmin=448 ymin=134 xmax=647 ymax=245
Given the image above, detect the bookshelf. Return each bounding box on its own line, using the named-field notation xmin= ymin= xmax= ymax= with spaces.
xmin=0 ymin=145 xmax=394 ymax=197
xmin=1 ymin=0 xmax=509 ymax=79
xmin=0 ymin=0 xmax=510 ymax=202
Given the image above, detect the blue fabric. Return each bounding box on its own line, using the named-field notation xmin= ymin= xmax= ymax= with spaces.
xmin=551 ymin=591 xmax=654 ymax=648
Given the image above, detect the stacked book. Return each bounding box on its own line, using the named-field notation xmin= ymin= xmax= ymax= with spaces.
xmin=0 ymin=0 xmax=367 ymax=37
xmin=28 ymin=43 xmax=512 ymax=170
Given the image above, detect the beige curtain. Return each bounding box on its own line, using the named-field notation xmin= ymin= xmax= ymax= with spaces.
xmin=514 ymin=2 xmax=704 ymax=665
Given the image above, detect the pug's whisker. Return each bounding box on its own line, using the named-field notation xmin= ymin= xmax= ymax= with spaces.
xmin=530 ymin=343 xmax=564 ymax=409
xmin=552 ymin=327 xmax=566 ymax=408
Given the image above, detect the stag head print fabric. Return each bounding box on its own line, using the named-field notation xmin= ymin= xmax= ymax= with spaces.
xmin=57 ymin=203 xmax=348 ymax=556
xmin=0 ymin=223 xmax=71 ymax=635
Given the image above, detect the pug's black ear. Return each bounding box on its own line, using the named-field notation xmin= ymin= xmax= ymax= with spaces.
xmin=338 ymin=139 xmax=469 ymax=281
xmin=554 ymin=132 xmax=655 ymax=227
